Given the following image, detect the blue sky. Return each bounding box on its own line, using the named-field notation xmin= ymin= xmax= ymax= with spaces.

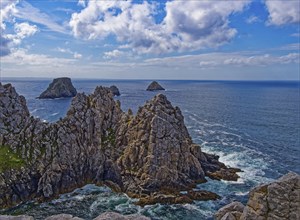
xmin=0 ymin=0 xmax=299 ymax=80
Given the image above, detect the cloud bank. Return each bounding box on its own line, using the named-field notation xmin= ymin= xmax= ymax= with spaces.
xmin=265 ymin=0 xmax=300 ymax=25
xmin=69 ymin=0 xmax=250 ymax=54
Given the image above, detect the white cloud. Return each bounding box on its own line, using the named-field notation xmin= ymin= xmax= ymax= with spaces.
xmin=291 ymin=33 xmax=300 ymax=37
xmin=103 ymin=49 xmax=125 ymax=59
xmin=265 ymin=0 xmax=300 ymax=25
xmin=15 ymin=1 xmax=67 ymax=33
xmin=144 ymin=52 xmax=300 ymax=68
xmin=69 ymin=0 xmax=250 ymax=54
xmin=0 ymin=0 xmax=19 ymax=56
xmin=73 ymin=52 xmax=82 ymax=59
xmin=2 ymin=48 xmax=75 ymax=66
xmin=278 ymin=43 xmax=300 ymax=51
xmin=0 ymin=0 xmax=18 ymax=30
xmin=6 ymin=22 xmax=38 ymax=45
xmin=246 ymin=15 xmax=260 ymax=24
xmin=77 ymin=0 xmax=86 ymax=8
xmin=56 ymin=47 xmax=82 ymax=59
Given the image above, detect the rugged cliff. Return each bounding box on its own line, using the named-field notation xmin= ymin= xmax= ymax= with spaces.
xmin=0 ymin=83 xmax=240 ymax=208
xmin=215 ymin=172 xmax=300 ymax=220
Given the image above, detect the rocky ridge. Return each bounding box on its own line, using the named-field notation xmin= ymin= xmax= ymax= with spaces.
xmin=38 ymin=77 xmax=77 ymax=99
xmin=0 ymin=83 xmax=240 ymax=209
xmin=215 ymin=172 xmax=300 ymax=220
xmin=146 ymin=81 xmax=165 ymax=91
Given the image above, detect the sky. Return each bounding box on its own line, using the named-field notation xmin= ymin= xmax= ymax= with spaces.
xmin=0 ymin=0 xmax=299 ymax=80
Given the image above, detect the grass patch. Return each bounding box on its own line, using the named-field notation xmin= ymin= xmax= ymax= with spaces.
xmin=0 ymin=145 xmax=25 ymax=172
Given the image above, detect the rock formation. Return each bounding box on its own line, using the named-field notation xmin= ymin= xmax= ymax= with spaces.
xmin=38 ymin=77 xmax=77 ymax=99
xmin=109 ymin=85 xmax=120 ymax=96
xmin=215 ymin=172 xmax=300 ymax=220
xmin=0 ymin=83 xmax=240 ymax=209
xmin=0 ymin=212 xmax=150 ymax=220
xmin=146 ymin=81 xmax=165 ymax=91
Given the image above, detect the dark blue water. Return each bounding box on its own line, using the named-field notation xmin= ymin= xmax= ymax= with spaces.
xmin=1 ymin=78 xmax=299 ymax=220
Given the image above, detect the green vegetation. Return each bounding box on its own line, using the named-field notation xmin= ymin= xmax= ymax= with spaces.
xmin=102 ymin=128 xmax=116 ymax=146
xmin=0 ymin=145 xmax=25 ymax=172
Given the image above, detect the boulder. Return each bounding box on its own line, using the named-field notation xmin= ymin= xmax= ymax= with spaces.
xmin=45 ymin=214 xmax=83 ymax=220
xmin=38 ymin=77 xmax=77 ymax=99
xmin=146 ymin=81 xmax=165 ymax=91
xmin=215 ymin=202 xmax=244 ymax=220
xmin=0 ymin=216 xmax=33 ymax=220
xmin=215 ymin=172 xmax=300 ymax=220
xmin=109 ymin=85 xmax=121 ymax=96
xmin=94 ymin=212 xmax=150 ymax=220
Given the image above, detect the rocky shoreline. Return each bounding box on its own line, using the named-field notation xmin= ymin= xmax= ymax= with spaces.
xmin=215 ymin=172 xmax=300 ymax=220
xmin=0 ymin=212 xmax=150 ymax=220
xmin=0 ymin=82 xmax=240 ymax=209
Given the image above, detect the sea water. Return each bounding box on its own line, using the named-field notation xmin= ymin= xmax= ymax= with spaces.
xmin=1 ymin=79 xmax=299 ymax=220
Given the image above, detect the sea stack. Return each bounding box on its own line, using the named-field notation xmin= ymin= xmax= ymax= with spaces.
xmin=0 ymin=83 xmax=241 ymax=208
xmin=146 ymin=81 xmax=165 ymax=91
xmin=38 ymin=77 xmax=77 ymax=99
xmin=109 ymin=85 xmax=121 ymax=96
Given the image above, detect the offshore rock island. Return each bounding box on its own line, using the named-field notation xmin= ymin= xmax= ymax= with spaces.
xmin=0 ymin=82 xmax=240 ymax=209
xmin=38 ymin=77 xmax=77 ymax=99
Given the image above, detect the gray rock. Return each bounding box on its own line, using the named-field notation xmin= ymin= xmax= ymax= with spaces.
xmin=215 ymin=201 xmax=244 ymax=220
xmin=94 ymin=212 xmax=150 ymax=220
xmin=215 ymin=172 xmax=300 ymax=220
xmin=0 ymin=215 xmax=33 ymax=220
xmin=45 ymin=214 xmax=83 ymax=220
xmin=38 ymin=77 xmax=77 ymax=99
xmin=109 ymin=85 xmax=120 ymax=96
xmin=0 ymin=83 xmax=240 ymax=209
xmin=146 ymin=81 xmax=165 ymax=91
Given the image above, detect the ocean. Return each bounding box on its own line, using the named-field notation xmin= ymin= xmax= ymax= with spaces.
xmin=1 ymin=78 xmax=299 ymax=220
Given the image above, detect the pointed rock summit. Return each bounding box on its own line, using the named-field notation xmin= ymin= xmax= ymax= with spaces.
xmin=146 ymin=81 xmax=165 ymax=91
xmin=38 ymin=77 xmax=77 ymax=99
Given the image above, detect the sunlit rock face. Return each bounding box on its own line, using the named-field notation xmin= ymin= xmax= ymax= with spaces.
xmin=0 ymin=83 xmax=240 ymax=208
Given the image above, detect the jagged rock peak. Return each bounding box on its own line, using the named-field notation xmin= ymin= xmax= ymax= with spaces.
xmin=215 ymin=172 xmax=300 ymax=220
xmin=0 ymin=83 xmax=241 ymax=208
xmin=109 ymin=85 xmax=121 ymax=96
xmin=146 ymin=81 xmax=165 ymax=91
xmin=0 ymin=83 xmax=30 ymax=136
xmin=38 ymin=77 xmax=77 ymax=99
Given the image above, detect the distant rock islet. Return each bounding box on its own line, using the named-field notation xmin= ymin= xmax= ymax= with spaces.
xmin=38 ymin=77 xmax=77 ymax=99
xmin=146 ymin=81 xmax=165 ymax=91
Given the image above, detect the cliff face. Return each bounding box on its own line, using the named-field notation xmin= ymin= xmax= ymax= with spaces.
xmin=0 ymin=83 xmax=239 ymax=208
xmin=215 ymin=172 xmax=300 ymax=220
xmin=38 ymin=77 xmax=77 ymax=99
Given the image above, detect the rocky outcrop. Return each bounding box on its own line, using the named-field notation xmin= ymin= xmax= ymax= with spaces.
xmin=146 ymin=81 xmax=165 ymax=91
xmin=94 ymin=212 xmax=150 ymax=220
xmin=109 ymin=85 xmax=120 ymax=96
xmin=38 ymin=77 xmax=77 ymax=99
xmin=0 ymin=83 xmax=240 ymax=209
xmin=0 ymin=212 xmax=150 ymax=220
xmin=215 ymin=172 xmax=300 ymax=220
